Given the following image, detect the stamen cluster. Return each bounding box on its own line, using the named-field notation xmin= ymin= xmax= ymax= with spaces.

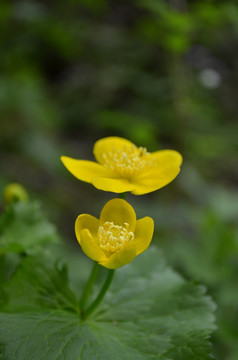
xmin=98 ymin=221 xmax=134 ymax=253
xmin=102 ymin=145 xmax=154 ymax=177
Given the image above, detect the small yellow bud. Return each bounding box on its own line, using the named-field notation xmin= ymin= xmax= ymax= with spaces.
xmin=3 ymin=183 xmax=29 ymax=205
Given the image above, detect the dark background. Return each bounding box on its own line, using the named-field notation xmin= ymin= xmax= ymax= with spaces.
xmin=0 ymin=1 xmax=238 ymax=359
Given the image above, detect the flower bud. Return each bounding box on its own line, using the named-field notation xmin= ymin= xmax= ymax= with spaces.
xmin=3 ymin=183 xmax=29 ymax=205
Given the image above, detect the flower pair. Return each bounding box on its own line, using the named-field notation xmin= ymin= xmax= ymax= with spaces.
xmin=62 ymin=137 xmax=182 ymax=268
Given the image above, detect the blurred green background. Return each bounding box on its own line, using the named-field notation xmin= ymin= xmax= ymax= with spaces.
xmin=0 ymin=0 xmax=238 ymax=359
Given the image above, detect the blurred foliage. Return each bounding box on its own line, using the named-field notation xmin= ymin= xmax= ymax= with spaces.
xmin=0 ymin=0 xmax=238 ymax=359
xmin=0 ymin=200 xmax=59 ymax=256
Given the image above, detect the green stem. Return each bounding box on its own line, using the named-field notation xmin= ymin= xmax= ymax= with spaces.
xmin=118 ymin=192 xmax=127 ymax=199
xmin=80 ymin=262 xmax=100 ymax=311
xmin=82 ymin=269 xmax=115 ymax=320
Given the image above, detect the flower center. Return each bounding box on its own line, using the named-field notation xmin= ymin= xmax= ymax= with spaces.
xmin=98 ymin=221 xmax=134 ymax=253
xmin=102 ymin=145 xmax=154 ymax=177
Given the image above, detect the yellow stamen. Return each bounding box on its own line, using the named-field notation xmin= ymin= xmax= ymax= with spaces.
xmin=102 ymin=145 xmax=155 ymax=178
xmin=98 ymin=221 xmax=134 ymax=253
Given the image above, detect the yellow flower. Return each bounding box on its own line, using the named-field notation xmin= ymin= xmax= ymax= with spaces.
xmin=61 ymin=136 xmax=182 ymax=195
xmin=75 ymin=198 xmax=154 ymax=269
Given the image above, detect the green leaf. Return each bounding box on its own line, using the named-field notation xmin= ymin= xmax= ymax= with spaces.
xmin=1 ymin=254 xmax=79 ymax=313
xmin=0 ymin=201 xmax=59 ymax=255
xmin=0 ymin=247 xmax=216 ymax=360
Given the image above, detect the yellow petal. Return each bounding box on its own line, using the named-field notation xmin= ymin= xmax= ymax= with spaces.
xmin=93 ymin=137 xmax=134 ymax=165
xmin=99 ymin=244 xmax=137 ymax=269
xmin=79 ymin=229 xmax=106 ymax=262
xmin=92 ymin=177 xmax=135 ymax=193
xmin=131 ymin=166 xmax=181 ymax=195
xmin=75 ymin=214 xmax=99 ymax=243
xmin=99 ymin=198 xmax=136 ymax=231
xmin=61 ymin=156 xmax=114 ymax=183
xmin=134 ymin=217 xmax=154 ymax=255
xmin=151 ymin=149 xmax=183 ymax=168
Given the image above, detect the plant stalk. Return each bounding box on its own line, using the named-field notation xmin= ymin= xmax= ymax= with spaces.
xmin=118 ymin=192 xmax=127 ymax=199
xmin=82 ymin=268 xmax=115 ymax=320
xmin=80 ymin=262 xmax=100 ymax=311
